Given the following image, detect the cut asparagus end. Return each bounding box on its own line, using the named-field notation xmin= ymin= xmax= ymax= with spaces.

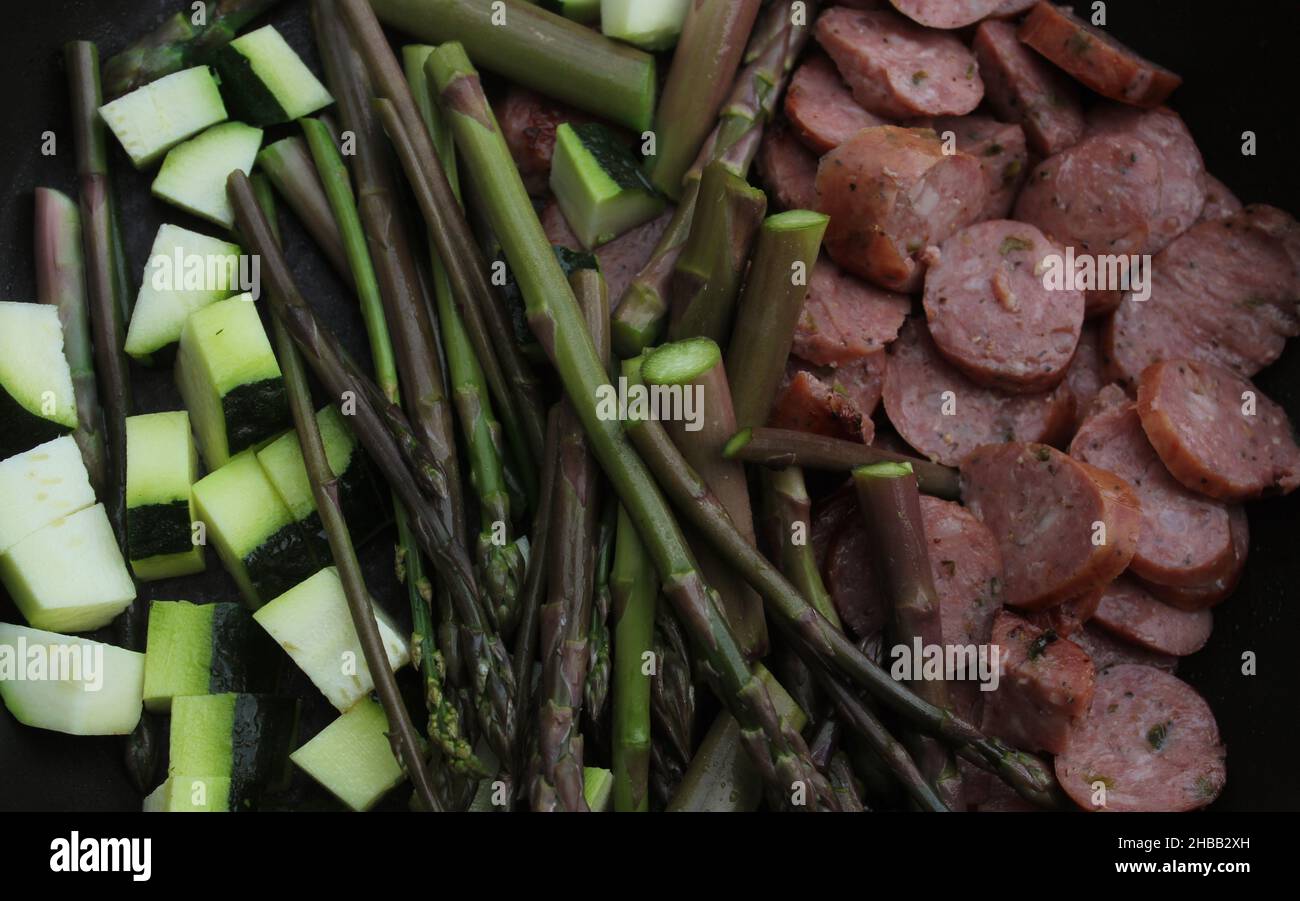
xmin=764 ymin=208 xmax=832 ymax=232
xmin=852 ymin=460 xmax=916 ymax=480
xmin=640 ymin=337 xmax=723 ymax=386
xmin=722 ymin=427 xmax=753 ymax=460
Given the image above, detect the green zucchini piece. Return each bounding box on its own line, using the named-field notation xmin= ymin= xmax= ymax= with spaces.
xmin=584 ymin=767 xmax=615 ymax=811
xmin=253 ymin=567 xmax=409 ymax=712
xmin=98 ymin=66 xmax=228 ymax=169
xmin=124 ymin=224 xmax=243 ymax=359
xmin=176 ymin=294 xmax=289 ymax=470
xmin=214 ymin=25 xmax=333 ymax=126
xmin=290 ymin=696 xmax=407 ymax=811
xmin=143 ymin=776 xmax=233 ymax=812
xmin=168 ymin=692 xmax=299 ymax=811
xmin=0 ymin=504 xmax=135 ymax=633
xmin=126 ymin=411 xmax=206 ymax=581
xmin=256 ymin=406 xmax=389 ymax=558
xmin=600 ymin=0 xmax=690 ymax=51
xmin=151 ymin=121 xmax=264 ymax=229
xmin=542 ymin=0 xmax=601 ymax=24
xmin=550 ymin=122 xmax=665 ymax=249
xmin=0 ymin=302 xmax=78 ymax=460
xmin=191 ymin=451 xmax=321 ymax=609
xmin=142 ymin=600 xmax=277 ymax=713
xmin=0 ymin=435 xmax=96 ymax=554
xmin=0 ymin=622 xmax=144 ymax=735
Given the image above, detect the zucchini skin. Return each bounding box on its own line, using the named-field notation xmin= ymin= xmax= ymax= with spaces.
xmin=228 ymin=694 xmax=299 ymax=808
xmin=222 ymin=377 xmax=290 ymax=456
xmin=0 ymin=389 xmax=71 ymax=459
xmin=213 ymin=45 xmax=291 ymax=126
xmin=243 ymin=520 xmax=323 ymax=604
xmin=127 ymin=499 xmax=192 ymax=560
xmin=209 ymin=603 xmax=281 ymax=695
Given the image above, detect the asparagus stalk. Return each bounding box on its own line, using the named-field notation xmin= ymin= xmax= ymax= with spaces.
xmin=512 ymin=406 xmax=562 ymax=709
xmin=102 ymin=0 xmax=282 ymax=98
xmin=34 ymin=187 xmax=106 ymax=497
xmin=335 ymin=0 xmax=548 ymax=476
xmin=253 ymin=176 xmax=440 ymax=810
xmin=585 ymin=500 xmax=616 ymax=731
xmin=228 ymin=170 xmax=519 ymax=767
xmin=610 ymin=506 xmax=656 ymax=812
xmin=726 ymin=210 xmax=829 ymax=429
xmin=726 ymin=428 xmax=963 ymax=501
xmin=610 ymin=0 xmax=815 ymax=357
xmin=645 ymin=0 xmax=761 ymax=199
xmin=648 ymin=602 xmax=695 ymax=807
xmin=429 ymin=42 xmax=836 ymax=811
xmin=640 ymin=339 xmax=768 ymax=657
xmin=256 ymin=137 xmax=354 ymax=288
xmin=666 ymin=163 xmax=767 ymax=345
xmin=368 ymin=0 xmax=656 ymax=131
xmin=617 ymin=368 xmax=1060 ymax=807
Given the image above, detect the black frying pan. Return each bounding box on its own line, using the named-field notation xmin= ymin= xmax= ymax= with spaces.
xmin=1 ymin=0 xmax=1297 ymax=811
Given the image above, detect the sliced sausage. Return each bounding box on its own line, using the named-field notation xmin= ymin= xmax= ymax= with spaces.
xmin=795 ymin=258 xmax=912 ymax=367
xmin=541 ymin=202 xmax=675 ymax=304
xmin=973 ymin=20 xmax=1085 ymax=156
xmin=981 ymin=610 xmax=1095 ymax=755
xmin=812 ymin=481 xmax=860 ymax=571
xmin=1070 ymin=387 xmax=1236 ymax=586
xmin=989 ymin=0 xmax=1037 ymax=17
xmin=495 ymin=88 xmax=588 ymax=196
xmin=1055 ymin=664 xmax=1225 ymax=812
xmin=923 ymin=219 xmax=1084 ymax=393
xmin=1025 ymin=583 xmax=1103 ymax=638
xmin=824 ymin=516 xmax=887 ymax=640
xmin=924 ymin=115 xmax=1029 ymax=221
xmin=1063 ymin=323 xmax=1106 ymax=430
xmin=960 ymin=442 xmax=1140 ymax=609
xmin=1092 ymin=578 xmax=1212 ymax=657
xmin=1198 ymin=175 xmax=1243 ymax=223
xmin=888 ymin=0 xmax=1005 ymax=30
xmin=1019 ymin=2 xmax=1182 ymax=109
xmin=1138 ymin=507 xmax=1249 ymax=612
xmin=757 ymin=125 xmax=819 ymax=212
xmin=769 ymin=355 xmax=883 ymax=443
xmin=1066 ymin=623 xmax=1178 ymax=675
xmin=785 ymin=54 xmax=886 ymax=155
xmin=1136 ymin=359 xmax=1300 ymax=501
xmin=883 ymin=318 xmax=1075 ymax=467
xmin=817 ymin=126 xmax=987 ymax=293
xmin=815 ymin=7 xmax=984 ymax=120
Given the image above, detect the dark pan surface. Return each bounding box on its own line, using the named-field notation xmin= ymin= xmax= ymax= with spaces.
xmin=1 ymin=0 xmax=1297 ymax=811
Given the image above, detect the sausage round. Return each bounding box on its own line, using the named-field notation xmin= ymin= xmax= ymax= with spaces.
xmin=769 ymin=359 xmax=876 ymax=443
xmin=1025 ymin=583 xmax=1103 ymax=638
xmin=824 ymin=516 xmax=887 ymax=641
xmin=1066 ymin=623 xmax=1179 ymax=675
xmin=888 ymin=0 xmax=1005 ymax=29
xmin=923 ymin=115 xmax=1029 ymax=221
xmin=1055 ymin=664 xmax=1225 ymax=812
xmin=882 ymin=318 xmax=1075 ymax=466
xmin=1063 ymin=323 xmax=1106 ymax=431
xmin=959 ymin=442 xmax=1140 ymax=609
xmin=784 ymin=54 xmax=885 ymax=155
xmin=923 ymin=219 xmax=1084 ymax=393
xmin=1137 ymin=359 xmax=1300 ymax=501
xmin=757 ymin=125 xmax=819 ymax=213
xmin=1199 ymin=174 xmax=1243 ymax=223
xmin=795 ymin=258 xmax=911 ymax=367
xmin=1138 ymin=507 xmax=1249 ymax=611
xmin=1091 ymin=578 xmax=1212 ymax=657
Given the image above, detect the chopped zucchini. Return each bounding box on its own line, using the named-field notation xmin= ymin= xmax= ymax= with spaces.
xmin=541 ymin=0 xmax=601 ymax=23
xmin=0 ymin=622 xmax=144 ymax=735
xmin=290 ymin=697 xmax=407 ymax=811
xmin=550 ymin=122 xmax=665 ymax=249
xmin=600 ymin=0 xmax=690 ymax=51
xmin=253 ymin=567 xmax=409 ymax=712
xmin=214 ymin=25 xmax=333 ymax=126
xmin=0 ymin=504 xmax=135 ymax=633
xmin=175 ymin=294 xmax=289 ymax=470
xmin=169 ymin=692 xmax=299 ymax=811
xmin=98 ymin=66 xmax=228 ymax=169
xmin=143 ymin=776 xmax=233 ymax=812
xmin=142 ymin=600 xmax=277 ymax=713
xmin=0 ymin=435 xmax=95 ymax=554
xmin=126 ymin=411 xmax=206 ymax=581
xmin=151 ymin=122 xmax=264 ymax=229
xmin=0 ymin=302 xmax=78 ymax=460
xmin=256 ymin=406 xmax=389 ymax=558
xmin=124 ymin=224 xmax=243 ymax=359
xmin=584 ymin=767 xmax=614 ymax=811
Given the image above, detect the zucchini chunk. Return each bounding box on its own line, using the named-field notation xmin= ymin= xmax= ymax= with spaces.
xmin=600 ymin=0 xmax=690 ymax=51
xmin=0 ymin=435 xmax=96 ymax=554
xmin=142 ymin=600 xmax=278 ymax=712
xmin=290 ymin=697 xmax=407 ymax=811
xmin=169 ymin=692 xmax=299 ymax=811
xmin=98 ymin=66 xmax=228 ymax=169
xmin=151 ymin=121 xmax=264 ymax=229
xmin=0 ymin=622 xmax=144 ymax=735
xmin=176 ymin=294 xmax=289 ymax=470
xmin=541 ymin=0 xmax=601 ymax=23
xmin=143 ymin=776 xmax=233 ymax=812
xmin=214 ymin=25 xmax=333 ymax=126
xmin=253 ymin=567 xmax=409 ymax=712
xmin=0 ymin=504 xmax=135 ymax=633
xmin=550 ymin=122 xmax=665 ymax=249
xmin=256 ymin=406 xmax=389 ymax=559
xmin=0 ymin=302 xmax=78 ymax=460
xmin=126 ymin=411 xmax=206 ymax=581
xmin=124 ymin=224 xmax=243 ymax=360
xmin=191 ymin=451 xmax=322 ymax=609
xmin=584 ymin=767 xmax=615 ymax=811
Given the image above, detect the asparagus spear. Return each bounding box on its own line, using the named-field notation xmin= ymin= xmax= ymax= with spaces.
xmin=102 ymin=0 xmax=282 ymax=98
xmin=762 ymin=467 xmax=842 ymax=630
xmin=253 ymin=175 xmax=440 ymax=811
xmin=228 ymin=170 xmax=520 ymax=768
xmin=726 ymin=428 xmax=963 ymax=500
xmin=428 ymin=42 xmax=836 ymax=811
xmin=585 ymin=500 xmax=616 ymax=732
xmin=610 ymin=505 xmax=656 ymax=812
xmin=645 ymin=0 xmax=761 ymax=199
xmin=368 ymin=0 xmax=656 ymax=131
xmin=34 ymin=187 xmax=106 ymax=497
xmin=336 ymin=0 xmax=548 ymax=476
xmin=648 ymin=602 xmax=695 ymax=807
xmin=640 ymin=339 xmax=768 ymax=657
xmin=256 ymin=137 xmax=354 ymax=287
xmin=512 ymin=406 xmax=561 ymax=710
xmin=611 ymin=0 xmax=816 ymax=357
